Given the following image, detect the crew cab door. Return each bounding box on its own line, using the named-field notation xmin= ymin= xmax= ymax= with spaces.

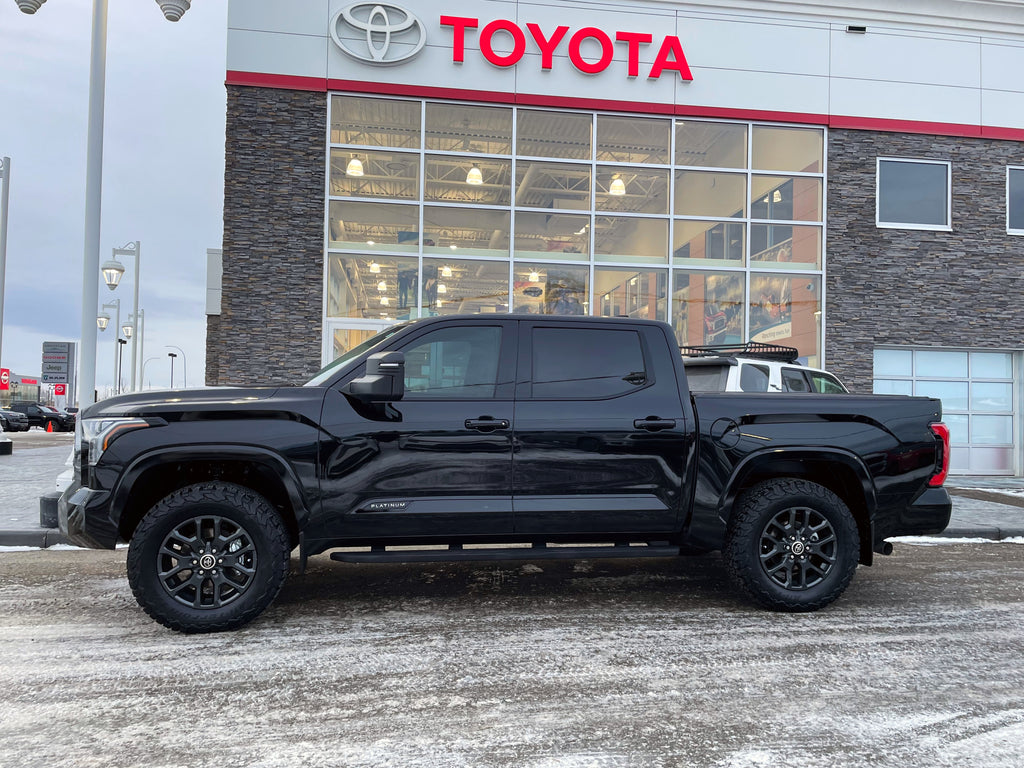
xmin=314 ymin=320 xmax=517 ymax=540
xmin=512 ymin=321 xmax=689 ymax=534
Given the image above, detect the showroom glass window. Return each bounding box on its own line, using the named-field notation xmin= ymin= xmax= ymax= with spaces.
xmin=1008 ymin=167 xmax=1024 ymax=234
xmin=325 ymin=95 xmax=826 ymax=365
xmin=876 ymin=158 xmax=951 ymax=231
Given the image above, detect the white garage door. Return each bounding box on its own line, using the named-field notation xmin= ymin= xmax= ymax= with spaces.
xmin=873 ymin=348 xmax=1017 ymax=475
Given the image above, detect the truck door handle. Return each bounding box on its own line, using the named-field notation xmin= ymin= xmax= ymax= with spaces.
xmin=465 ymin=417 xmax=510 ymax=432
xmin=633 ymin=417 xmax=676 ymax=432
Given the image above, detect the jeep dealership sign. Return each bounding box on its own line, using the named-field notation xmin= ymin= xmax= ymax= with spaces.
xmin=332 ymin=3 xmax=693 ymax=81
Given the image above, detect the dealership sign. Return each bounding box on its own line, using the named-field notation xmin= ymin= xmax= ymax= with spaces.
xmin=332 ymin=3 xmax=693 ymax=81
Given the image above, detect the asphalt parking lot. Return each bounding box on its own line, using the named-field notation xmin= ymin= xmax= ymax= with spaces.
xmin=1 ymin=542 xmax=1022 ymax=768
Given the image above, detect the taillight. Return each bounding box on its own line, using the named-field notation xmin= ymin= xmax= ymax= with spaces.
xmin=929 ymin=422 xmax=950 ymax=487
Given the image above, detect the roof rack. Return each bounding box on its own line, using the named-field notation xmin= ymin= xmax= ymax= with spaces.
xmin=679 ymin=342 xmax=800 ymax=363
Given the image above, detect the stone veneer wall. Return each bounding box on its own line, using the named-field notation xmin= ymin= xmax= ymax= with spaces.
xmin=206 ymin=86 xmax=326 ymax=386
xmin=826 ymin=129 xmax=1024 ymax=393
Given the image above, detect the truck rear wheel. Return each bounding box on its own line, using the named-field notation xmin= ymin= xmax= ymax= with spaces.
xmin=126 ymin=482 xmax=290 ymax=633
xmin=724 ymin=478 xmax=859 ymax=612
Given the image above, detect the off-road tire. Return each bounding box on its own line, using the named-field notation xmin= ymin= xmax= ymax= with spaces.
xmin=127 ymin=482 xmax=290 ymax=633
xmin=724 ymin=478 xmax=859 ymax=612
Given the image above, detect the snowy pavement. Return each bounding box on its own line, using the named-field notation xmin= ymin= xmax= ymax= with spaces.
xmin=0 ymin=544 xmax=1023 ymax=767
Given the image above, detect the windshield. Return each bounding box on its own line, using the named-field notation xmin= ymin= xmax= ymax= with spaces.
xmin=304 ymin=324 xmax=410 ymax=386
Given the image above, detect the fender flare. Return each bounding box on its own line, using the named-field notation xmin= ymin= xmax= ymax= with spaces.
xmin=718 ymin=446 xmax=879 ymax=529
xmin=110 ymin=444 xmax=314 ymax=529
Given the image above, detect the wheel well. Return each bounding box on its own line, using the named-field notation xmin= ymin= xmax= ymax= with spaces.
xmin=117 ymin=460 xmax=300 ymax=549
xmin=729 ymin=459 xmax=874 ymax=565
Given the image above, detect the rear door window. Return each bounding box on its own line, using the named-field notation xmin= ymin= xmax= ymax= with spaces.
xmin=739 ymin=364 xmax=770 ymax=392
xmin=781 ymin=368 xmax=811 ymax=392
xmin=529 ymin=327 xmax=647 ymax=399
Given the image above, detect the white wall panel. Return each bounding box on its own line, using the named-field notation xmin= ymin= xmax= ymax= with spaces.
xmin=830 ymin=28 xmax=981 ymax=89
xmin=228 ymin=29 xmax=329 ymax=79
xmin=682 ymin=68 xmax=830 ymax=116
xmin=327 ymin=41 xmax=519 ymax=96
xmin=676 ymin=16 xmax=829 ymax=76
xmin=981 ymin=90 xmax=1024 ymax=132
xmin=229 ymin=0 xmax=329 ymax=37
xmin=981 ymin=41 xmax=1024 ymax=93
xmin=830 ymin=77 xmax=981 ymax=125
xmin=513 ymin=52 xmax=677 ymax=107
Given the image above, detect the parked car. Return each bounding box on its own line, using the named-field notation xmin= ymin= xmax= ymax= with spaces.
xmin=61 ymin=315 xmax=948 ymax=633
xmin=8 ymin=401 xmax=76 ymax=431
xmin=681 ymin=342 xmax=848 ymax=394
xmin=0 ymin=408 xmax=30 ymax=432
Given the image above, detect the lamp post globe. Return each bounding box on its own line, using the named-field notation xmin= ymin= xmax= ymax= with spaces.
xmin=122 ymin=322 xmax=133 ymax=339
xmin=156 ymin=0 xmax=190 ymax=22
xmin=101 ymin=259 xmax=124 ymax=290
xmin=15 ymin=0 xmax=47 ymax=14
xmin=97 ymin=312 xmax=110 ymax=332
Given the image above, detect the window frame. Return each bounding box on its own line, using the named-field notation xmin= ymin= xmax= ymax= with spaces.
xmin=875 ymin=157 xmax=952 ymax=232
xmin=518 ymin=322 xmax=653 ymax=401
xmin=1007 ymin=166 xmax=1024 ymax=235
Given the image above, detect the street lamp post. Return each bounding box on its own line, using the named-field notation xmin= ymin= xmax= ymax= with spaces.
xmin=116 ymin=338 xmax=127 ymax=394
xmin=141 ymin=355 xmax=159 ymax=389
xmin=16 ymin=0 xmax=192 ymax=405
xmin=103 ymin=241 xmax=141 ymax=391
xmin=97 ymin=298 xmax=120 ymax=394
xmin=0 ymin=157 xmax=9 ymax=371
xmin=167 ymin=352 xmax=177 ymax=388
xmin=165 ymin=344 xmax=187 ymax=388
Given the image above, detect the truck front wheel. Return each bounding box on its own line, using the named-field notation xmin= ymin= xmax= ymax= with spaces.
xmin=126 ymin=482 xmax=291 ymax=633
xmin=724 ymin=478 xmax=859 ymax=612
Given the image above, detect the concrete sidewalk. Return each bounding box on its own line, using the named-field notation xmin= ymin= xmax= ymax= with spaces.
xmin=1 ymin=436 xmax=1022 ymax=547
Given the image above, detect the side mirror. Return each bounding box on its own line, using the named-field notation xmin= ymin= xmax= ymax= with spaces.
xmin=343 ymin=351 xmax=405 ymax=402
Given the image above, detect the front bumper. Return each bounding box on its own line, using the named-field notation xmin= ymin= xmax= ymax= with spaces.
xmin=58 ymin=484 xmax=120 ymax=549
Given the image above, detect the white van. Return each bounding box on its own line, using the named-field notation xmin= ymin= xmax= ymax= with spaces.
xmin=681 ymin=343 xmax=848 ymax=394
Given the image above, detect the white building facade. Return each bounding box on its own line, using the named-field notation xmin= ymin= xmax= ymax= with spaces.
xmin=212 ymin=0 xmax=1024 ymax=475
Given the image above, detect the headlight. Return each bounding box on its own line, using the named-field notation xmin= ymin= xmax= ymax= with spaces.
xmin=80 ymin=417 xmax=153 ymax=466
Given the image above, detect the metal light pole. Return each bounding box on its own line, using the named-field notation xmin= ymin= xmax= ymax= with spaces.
xmin=141 ymin=355 xmax=159 ymax=389
xmin=112 ymin=241 xmax=140 ymax=390
xmin=0 ymin=157 xmax=9 ymax=371
xmin=97 ymin=298 xmax=120 ymax=394
xmin=165 ymin=344 xmax=187 ymax=388
xmin=117 ymin=338 xmax=127 ymax=394
xmin=167 ymin=352 xmax=177 ymax=388
xmin=16 ymin=0 xmax=192 ymax=405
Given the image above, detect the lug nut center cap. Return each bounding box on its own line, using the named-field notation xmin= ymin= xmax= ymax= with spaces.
xmin=199 ymin=554 xmax=217 ymax=569
xmin=790 ymin=541 xmax=806 ymax=555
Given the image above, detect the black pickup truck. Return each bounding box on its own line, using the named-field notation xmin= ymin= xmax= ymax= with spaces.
xmin=60 ymin=315 xmax=951 ymax=633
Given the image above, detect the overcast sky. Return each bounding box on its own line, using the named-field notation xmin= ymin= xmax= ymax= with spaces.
xmin=0 ymin=0 xmax=228 ymax=397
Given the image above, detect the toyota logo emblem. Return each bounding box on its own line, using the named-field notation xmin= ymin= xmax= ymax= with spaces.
xmin=331 ymin=3 xmax=426 ymax=65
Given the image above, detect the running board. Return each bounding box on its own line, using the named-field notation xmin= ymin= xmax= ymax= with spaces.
xmin=329 ymin=543 xmax=681 ymax=564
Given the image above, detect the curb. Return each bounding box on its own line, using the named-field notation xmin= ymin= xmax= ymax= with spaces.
xmin=0 ymin=528 xmax=70 ymax=548
xmin=933 ymin=525 xmax=1023 ymax=540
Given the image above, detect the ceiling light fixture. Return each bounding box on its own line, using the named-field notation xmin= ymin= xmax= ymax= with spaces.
xmin=377 ymin=280 xmax=387 ymax=292
xmin=346 ymin=155 xmax=364 ymax=176
xmin=528 ymin=270 xmax=540 ymax=282
xmin=369 ymin=261 xmax=380 ymax=273
xmin=773 ymin=189 xmax=783 ymax=203
xmin=441 ymin=266 xmax=453 ymax=277
xmin=609 ymin=176 xmax=626 ymax=196
xmin=380 ymin=296 xmax=390 ymax=306
xmin=466 ymin=165 xmax=483 ymax=185
xmin=437 ymin=283 xmax=447 ymax=294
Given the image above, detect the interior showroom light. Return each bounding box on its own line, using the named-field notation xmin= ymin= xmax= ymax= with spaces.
xmin=347 ymin=156 xmax=364 ymax=176
xmin=466 ymin=165 xmax=483 ymax=185
xmin=609 ymin=176 xmax=626 ymax=196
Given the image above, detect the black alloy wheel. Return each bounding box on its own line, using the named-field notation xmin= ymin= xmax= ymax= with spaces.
xmin=156 ymin=515 xmax=258 ymax=610
xmin=724 ymin=478 xmax=859 ymax=612
xmin=758 ymin=506 xmax=837 ymax=590
xmin=127 ymin=482 xmax=290 ymax=633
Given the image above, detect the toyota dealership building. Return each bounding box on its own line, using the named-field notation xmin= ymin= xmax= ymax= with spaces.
xmin=211 ymin=0 xmax=1024 ymax=476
